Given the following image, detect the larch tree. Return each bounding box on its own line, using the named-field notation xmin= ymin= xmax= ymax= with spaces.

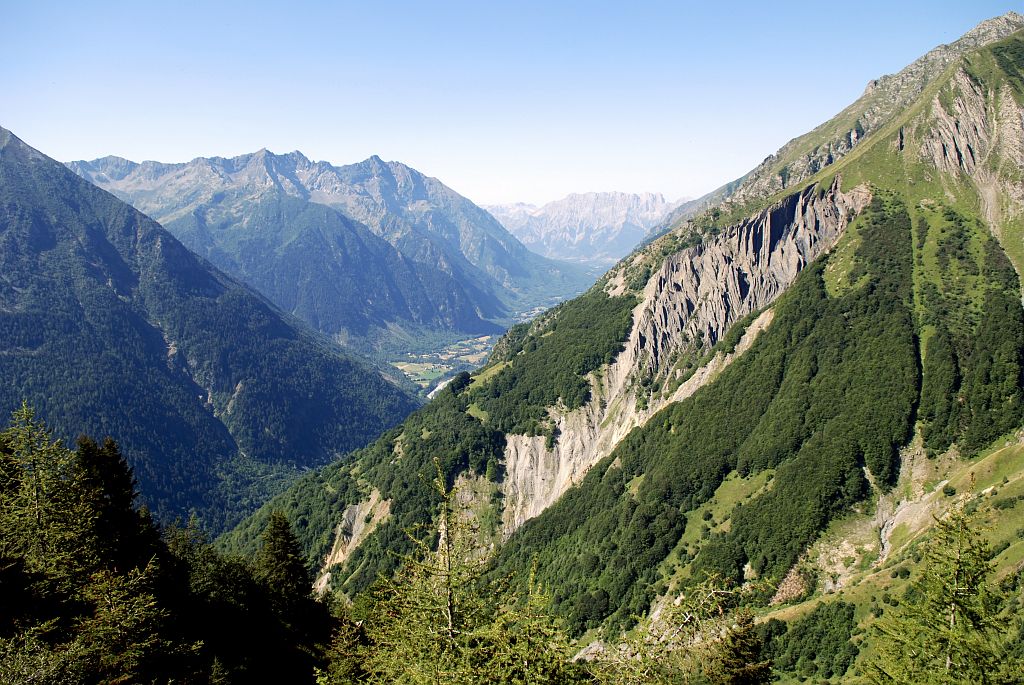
xmin=866 ymin=500 xmax=1021 ymax=684
xmin=359 ymin=466 xmax=492 ymax=684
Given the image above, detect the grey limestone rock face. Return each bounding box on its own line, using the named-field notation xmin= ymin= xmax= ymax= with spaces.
xmin=917 ymin=65 xmax=1024 ymax=270
xmin=628 ymin=178 xmax=872 ymax=382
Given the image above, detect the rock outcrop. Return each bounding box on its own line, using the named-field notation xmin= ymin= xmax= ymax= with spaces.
xmin=920 ymin=67 xmax=1024 ymax=265
xmin=313 ymin=488 xmax=390 ymax=594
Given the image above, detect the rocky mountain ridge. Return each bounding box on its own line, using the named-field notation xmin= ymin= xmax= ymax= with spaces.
xmin=498 ymin=178 xmax=871 ymax=532
xmin=70 ymin=151 xmax=592 ymax=339
xmin=655 ymin=11 xmax=1024 ymax=234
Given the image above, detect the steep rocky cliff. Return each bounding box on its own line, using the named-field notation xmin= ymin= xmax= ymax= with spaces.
xmin=498 ymin=178 xmax=870 ymax=532
xmin=920 ymin=65 xmax=1024 ymax=266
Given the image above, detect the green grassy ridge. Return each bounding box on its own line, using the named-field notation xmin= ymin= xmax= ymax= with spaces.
xmin=641 ymin=32 xmax=1024 ymax=297
xmin=491 ymin=195 xmax=921 ymax=634
xmin=345 ymin=31 xmax=1024 ymax=674
xmin=752 ymin=32 xmax=1024 ymax=214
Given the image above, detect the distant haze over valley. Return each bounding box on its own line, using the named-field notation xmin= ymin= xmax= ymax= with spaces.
xmin=486 ymin=192 xmax=686 ymax=265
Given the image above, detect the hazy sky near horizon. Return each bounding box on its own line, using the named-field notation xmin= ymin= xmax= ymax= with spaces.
xmin=3 ymin=1 xmax=1021 ymax=205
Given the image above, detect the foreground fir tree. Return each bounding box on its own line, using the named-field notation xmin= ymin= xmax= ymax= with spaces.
xmin=257 ymin=510 xmax=313 ymax=613
xmin=343 ymin=462 xmax=582 ymax=684
xmin=0 ymin=404 xmax=99 ymax=590
xmin=704 ymin=610 xmax=772 ymax=685
xmin=0 ymin=405 xmax=196 ymax=683
xmin=0 ymin=406 xmax=335 ymax=684
xmin=866 ymin=500 xmax=1022 ymax=684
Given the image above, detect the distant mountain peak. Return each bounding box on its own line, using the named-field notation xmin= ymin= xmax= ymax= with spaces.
xmin=361 ymin=154 xmax=391 ymax=174
xmin=486 ymin=191 xmax=681 ymax=264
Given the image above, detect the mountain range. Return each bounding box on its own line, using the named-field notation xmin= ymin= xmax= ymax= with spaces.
xmin=0 ymin=127 xmax=418 ymax=531
xmin=70 ymin=151 xmax=591 ymax=354
xmin=223 ymin=11 xmax=1024 ymax=679
xmin=486 ymin=192 xmax=685 ymax=265
xmin=3 ymin=8 xmax=1024 ymax=683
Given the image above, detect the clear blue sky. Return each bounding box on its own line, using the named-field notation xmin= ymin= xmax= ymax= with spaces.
xmin=3 ymin=1 xmax=1021 ymax=205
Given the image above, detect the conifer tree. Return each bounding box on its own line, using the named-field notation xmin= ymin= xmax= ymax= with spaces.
xmin=479 ymin=565 xmax=585 ymax=684
xmin=256 ymin=510 xmax=313 ymax=618
xmin=74 ymin=435 xmax=160 ymax=572
xmin=76 ymin=562 xmax=198 ymax=682
xmin=867 ymin=501 xmax=1021 ymax=684
xmin=359 ymin=466 xmax=492 ymax=684
xmin=705 ymin=610 xmax=772 ymax=685
xmin=0 ymin=624 xmax=83 ymax=685
xmin=0 ymin=403 xmax=98 ymax=591
xmin=317 ymin=618 xmax=366 ymax=685
xmin=0 ymin=406 xmax=334 ymax=683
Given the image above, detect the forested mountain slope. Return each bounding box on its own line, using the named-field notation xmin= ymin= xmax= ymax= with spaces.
xmin=227 ymin=16 xmax=1024 ymax=680
xmin=0 ymin=128 xmax=418 ymax=531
